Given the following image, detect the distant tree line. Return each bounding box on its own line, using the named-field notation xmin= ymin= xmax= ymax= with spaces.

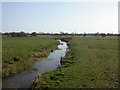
xmin=2 ymin=31 xmax=120 ymax=37
xmin=2 ymin=32 xmax=37 ymax=37
xmin=32 ymin=32 xmax=120 ymax=37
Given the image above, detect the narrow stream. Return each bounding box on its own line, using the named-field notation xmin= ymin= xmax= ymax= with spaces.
xmin=2 ymin=40 xmax=68 ymax=88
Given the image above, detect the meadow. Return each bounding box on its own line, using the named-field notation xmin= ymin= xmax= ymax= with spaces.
xmin=2 ymin=35 xmax=58 ymax=77
xmin=33 ymin=36 xmax=119 ymax=88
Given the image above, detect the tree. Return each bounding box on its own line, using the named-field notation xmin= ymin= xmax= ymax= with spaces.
xmin=60 ymin=31 xmax=64 ymax=35
xmin=83 ymin=33 xmax=87 ymax=36
xmin=31 ymin=32 xmax=37 ymax=36
xmin=17 ymin=32 xmax=28 ymax=37
xmin=101 ymin=33 xmax=106 ymax=37
xmin=11 ymin=32 xmax=17 ymax=37
xmin=10 ymin=32 xmax=28 ymax=37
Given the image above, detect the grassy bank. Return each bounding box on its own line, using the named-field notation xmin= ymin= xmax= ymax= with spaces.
xmin=33 ymin=36 xmax=119 ymax=88
xmin=2 ymin=35 xmax=58 ymax=77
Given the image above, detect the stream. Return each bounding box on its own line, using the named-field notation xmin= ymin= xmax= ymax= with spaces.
xmin=2 ymin=40 xmax=68 ymax=88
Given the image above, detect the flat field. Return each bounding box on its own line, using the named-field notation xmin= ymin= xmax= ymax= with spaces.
xmin=34 ymin=36 xmax=119 ymax=88
xmin=2 ymin=35 xmax=58 ymax=77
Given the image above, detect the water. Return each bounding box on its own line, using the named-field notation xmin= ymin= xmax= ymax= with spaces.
xmin=2 ymin=40 xmax=68 ymax=88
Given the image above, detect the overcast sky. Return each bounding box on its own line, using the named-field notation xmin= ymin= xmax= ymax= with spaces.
xmin=2 ymin=2 xmax=118 ymax=33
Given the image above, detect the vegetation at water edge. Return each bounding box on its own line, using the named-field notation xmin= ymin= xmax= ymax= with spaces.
xmin=2 ymin=35 xmax=58 ymax=77
xmin=33 ymin=36 xmax=119 ymax=88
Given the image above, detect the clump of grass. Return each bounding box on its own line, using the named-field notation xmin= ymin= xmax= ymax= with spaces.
xmin=13 ymin=56 xmax=21 ymax=61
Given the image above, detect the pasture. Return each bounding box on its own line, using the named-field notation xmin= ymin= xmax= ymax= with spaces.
xmin=2 ymin=35 xmax=58 ymax=77
xmin=33 ymin=36 xmax=119 ymax=88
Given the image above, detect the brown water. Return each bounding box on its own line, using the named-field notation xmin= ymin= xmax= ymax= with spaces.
xmin=2 ymin=40 xmax=68 ymax=88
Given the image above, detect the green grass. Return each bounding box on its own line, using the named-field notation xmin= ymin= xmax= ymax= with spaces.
xmin=33 ymin=36 xmax=119 ymax=88
xmin=2 ymin=35 xmax=58 ymax=77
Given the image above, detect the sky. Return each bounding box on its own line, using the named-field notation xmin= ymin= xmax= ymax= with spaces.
xmin=2 ymin=2 xmax=118 ymax=34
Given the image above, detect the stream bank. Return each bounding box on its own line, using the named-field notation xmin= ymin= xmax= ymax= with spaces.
xmin=33 ymin=36 xmax=119 ymax=88
xmin=32 ymin=38 xmax=77 ymax=88
xmin=2 ymin=40 xmax=68 ymax=88
xmin=2 ymin=37 xmax=58 ymax=78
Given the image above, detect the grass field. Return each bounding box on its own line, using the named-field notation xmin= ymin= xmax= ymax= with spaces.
xmin=2 ymin=35 xmax=58 ymax=77
xmin=33 ymin=36 xmax=119 ymax=88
